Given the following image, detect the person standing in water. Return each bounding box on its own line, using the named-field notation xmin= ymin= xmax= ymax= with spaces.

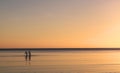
xmin=28 ymin=50 xmax=31 ymax=61
xmin=25 ymin=51 xmax=28 ymax=61
xmin=28 ymin=50 xmax=31 ymax=56
xmin=25 ymin=51 xmax=28 ymax=56
xmin=25 ymin=50 xmax=32 ymax=61
xmin=24 ymin=50 xmax=32 ymax=66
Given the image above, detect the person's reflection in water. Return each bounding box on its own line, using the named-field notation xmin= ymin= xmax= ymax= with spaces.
xmin=25 ymin=54 xmax=28 ymax=61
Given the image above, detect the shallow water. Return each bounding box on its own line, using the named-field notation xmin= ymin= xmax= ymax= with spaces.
xmin=0 ymin=50 xmax=120 ymax=73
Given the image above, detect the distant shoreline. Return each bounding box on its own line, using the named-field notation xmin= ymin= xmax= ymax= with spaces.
xmin=0 ymin=48 xmax=120 ymax=51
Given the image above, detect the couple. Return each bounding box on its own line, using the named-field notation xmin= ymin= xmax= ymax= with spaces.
xmin=25 ymin=50 xmax=31 ymax=61
xmin=25 ymin=50 xmax=31 ymax=56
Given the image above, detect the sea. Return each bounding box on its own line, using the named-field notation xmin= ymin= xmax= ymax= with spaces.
xmin=0 ymin=49 xmax=120 ymax=73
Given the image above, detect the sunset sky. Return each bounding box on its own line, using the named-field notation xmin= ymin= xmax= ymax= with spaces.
xmin=1 ymin=0 xmax=120 ymax=48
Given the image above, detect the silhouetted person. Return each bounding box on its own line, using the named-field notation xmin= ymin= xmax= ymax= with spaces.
xmin=28 ymin=50 xmax=31 ymax=56
xmin=25 ymin=51 xmax=28 ymax=61
xmin=25 ymin=51 xmax=28 ymax=56
xmin=28 ymin=50 xmax=31 ymax=61
xmin=24 ymin=50 xmax=32 ymax=66
xmin=24 ymin=50 xmax=32 ymax=61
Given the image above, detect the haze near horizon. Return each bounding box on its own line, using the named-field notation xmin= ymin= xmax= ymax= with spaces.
xmin=1 ymin=0 xmax=120 ymax=48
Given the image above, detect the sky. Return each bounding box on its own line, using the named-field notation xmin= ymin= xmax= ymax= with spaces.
xmin=0 ymin=0 xmax=120 ymax=48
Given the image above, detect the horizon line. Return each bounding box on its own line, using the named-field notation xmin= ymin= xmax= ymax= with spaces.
xmin=0 ymin=48 xmax=120 ymax=50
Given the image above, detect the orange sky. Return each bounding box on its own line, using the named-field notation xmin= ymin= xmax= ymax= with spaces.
xmin=1 ymin=0 xmax=120 ymax=48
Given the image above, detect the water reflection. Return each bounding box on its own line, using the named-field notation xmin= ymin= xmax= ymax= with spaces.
xmin=1 ymin=50 xmax=120 ymax=73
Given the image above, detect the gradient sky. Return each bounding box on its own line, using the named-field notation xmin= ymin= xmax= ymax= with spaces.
xmin=1 ymin=0 xmax=120 ymax=48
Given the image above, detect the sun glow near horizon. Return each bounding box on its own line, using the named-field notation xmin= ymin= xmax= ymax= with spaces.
xmin=1 ymin=0 xmax=120 ymax=48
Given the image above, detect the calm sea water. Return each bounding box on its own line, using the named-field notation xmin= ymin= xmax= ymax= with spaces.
xmin=0 ymin=50 xmax=120 ymax=73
